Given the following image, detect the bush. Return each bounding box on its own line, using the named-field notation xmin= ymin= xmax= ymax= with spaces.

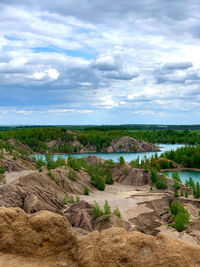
xmin=0 ymin=165 xmax=5 ymax=174
xmin=84 ymin=186 xmax=89 ymax=195
xmin=155 ymin=175 xmax=167 ymax=189
xmin=69 ymin=196 xmax=75 ymax=203
xmin=90 ymin=174 xmax=105 ymax=191
xmin=35 ymin=156 xmax=46 ymax=169
xmin=114 ymin=208 xmax=121 ymax=218
xmin=174 ymin=190 xmax=179 ymax=198
xmin=63 ymin=195 xmax=68 ymax=204
xmin=93 ymin=202 xmax=103 ymax=218
xmin=104 ymin=200 xmax=111 ymax=215
xmin=119 ymin=156 xmax=125 ymax=165
xmin=185 ymin=191 xmax=188 ymax=198
xmin=105 ymin=168 xmax=114 ymax=184
xmin=172 ymin=171 xmax=181 ymax=182
xmin=170 ymin=201 xmax=190 ymax=232
xmin=151 ymin=168 xmax=158 ymax=183
xmin=76 ymin=195 xmax=80 ymax=202
xmin=174 ymin=210 xmax=190 ymax=231
xmin=68 ymin=170 xmax=78 ymax=181
xmin=160 ymin=159 xmax=171 ymax=169
xmin=170 ymin=201 xmax=184 ymax=215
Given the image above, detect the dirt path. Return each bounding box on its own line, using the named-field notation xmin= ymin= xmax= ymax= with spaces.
xmin=4 ymin=170 xmax=39 ymax=184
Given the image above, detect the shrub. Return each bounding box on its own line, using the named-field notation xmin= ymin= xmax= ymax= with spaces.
xmin=155 ymin=175 xmax=167 ymax=189
xmin=160 ymin=159 xmax=170 ymax=169
xmin=104 ymin=200 xmax=111 ymax=215
xmin=63 ymin=195 xmax=68 ymax=204
xmin=185 ymin=191 xmax=188 ymax=198
xmin=172 ymin=171 xmax=181 ymax=182
xmin=84 ymin=186 xmax=89 ymax=195
xmin=55 ymin=179 xmax=60 ymax=185
xmin=170 ymin=201 xmax=190 ymax=232
xmin=35 ymin=156 xmax=46 ymax=169
xmin=114 ymin=208 xmax=121 ymax=218
xmin=173 ymin=180 xmax=180 ymax=191
xmin=93 ymin=202 xmax=103 ymax=218
xmin=105 ymin=168 xmax=114 ymax=184
xmin=151 ymin=168 xmax=158 ymax=183
xmin=69 ymin=196 xmax=75 ymax=203
xmin=174 ymin=190 xmax=179 ymax=198
xmin=0 ymin=165 xmax=5 ymax=174
xmin=68 ymin=170 xmax=78 ymax=181
xmin=174 ymin=210 xmax=190 ymax=231
xmin=106 ymin=159 xmax=114 ymax=168
xmin=90 ymin=175 xmax=105 ymax=191
xmin=119 ymin=156 xmax=125 ymax=165
xmin=170 ymin=201 xmax=184 ymax=216
xmin=76 ymin=195 xmax=80 ymax=202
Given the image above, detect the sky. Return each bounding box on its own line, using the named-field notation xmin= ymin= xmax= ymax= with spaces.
xmin=0 ymin=0 xmax=200 ymax=125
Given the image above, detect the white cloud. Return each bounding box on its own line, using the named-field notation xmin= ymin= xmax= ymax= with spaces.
xmin=30 ymin=68 xmax=59 ymax=80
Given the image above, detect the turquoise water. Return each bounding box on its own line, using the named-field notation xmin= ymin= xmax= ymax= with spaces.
xmin=163 ymin=171 xmax=200 ymax=184
xmin=36 ymin=143 xmax=185 ymax=163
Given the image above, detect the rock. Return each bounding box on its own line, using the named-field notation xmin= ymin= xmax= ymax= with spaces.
xmin=103 ymin=136 xmax=160 ymax=153
xmin=78 ymin=227 xmax=200 ymax=267
xmin=112 ymin=163 xmax=151 ymax=186
xmin=46 ymin=136 xmax=159 ymax=153
xmin=1 ymin=208 xmax=200 ymax=266
xmin=94 ymin=214 xmax=132 ymax=232
xmin=85 ymin=155 xmax=106 ymax=166
xmin=0 ymin=173 xmax=65 ymax=214
xmin=0 ymin=207 xmax=77 ymax=257
xmin=7 ymin=138 xmax=32 ymax=153
xmin=65 ymin=201 xmax=94 ymax=231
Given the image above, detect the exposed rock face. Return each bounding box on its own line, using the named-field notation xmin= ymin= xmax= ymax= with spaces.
xmin=1 ymin=208 xmax=200 ymax=267
xmin=0 ymin=207 xmax=77 ymax=258
xmin=85 ymin=155 xmax=106 ymax=165
xmin=65 ymin=201 xmax=132 ymax=233
xmin=112 ymin=163 xmax=151 ymax=186
xmin=0 ymin=173 xmax=66 ymax=213
xmin=7 ymin=138 xmax=32 ymax=153
xmin=46 ymin=136 xmax=159 ymax=153
xmin=78 ymin=227 xmax=200 ymax=267
xmin=103 ymin=136 xmax=159 ymax=153
xmin=65 ymin=201 xmax=94 ymax=231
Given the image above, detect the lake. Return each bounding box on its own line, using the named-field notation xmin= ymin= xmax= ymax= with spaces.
xmin=37 ymin=143 xmax=185 ymax=162
xmin=163 ymin=170 xmax=200 ymax=185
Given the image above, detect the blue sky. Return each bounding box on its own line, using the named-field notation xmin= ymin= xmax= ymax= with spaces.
xmin=0 ymin=0 xmax=200 ymax=125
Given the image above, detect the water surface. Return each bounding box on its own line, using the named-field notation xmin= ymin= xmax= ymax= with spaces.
xmin=163 ymin=170 xmax=200 ymax=184
xmin=37 ymin=143 xmax=185 ymax=163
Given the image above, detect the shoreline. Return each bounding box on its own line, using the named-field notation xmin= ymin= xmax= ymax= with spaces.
xmin=161 ymin=167 xmax=200 ymax=173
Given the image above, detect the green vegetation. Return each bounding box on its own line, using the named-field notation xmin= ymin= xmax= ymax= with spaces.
xmin=114 ymin=208 xmax=121 ymax=218
xmin=76 ymin=195 xmax=80 ymax=202
xmin=84 ymin=186 xmax=89 ymax=195
xmin=104 ymin=200 xmax=111 ymax=215
xmin=1 ymin=178 xmax=7 ymax=184
xmin=170 ymin=201 xmax=190 ymax=231
xmin=63 ymin=195 xmax=68 ymax=204
xmin=68 ymin=170 xmax=78 ymax=181
xmin=185 ymin=177 xmax=200 ymax=198
xmin=93 ymin=202 xmax=103 ymax=218
xmin=0 ymin=165 xmax=5 ymax=174
xmin=161 ymin=145 xmax=200 ymax=168
xmin=119 ymin=156 xmax=125 ymax=165
xmin=105 ymin=168 xmax=114 ymax=184
xmin=34 ymin=154 xmax=66 ymax=170
xmin=69 ymin=196 xmax=75 ymax=203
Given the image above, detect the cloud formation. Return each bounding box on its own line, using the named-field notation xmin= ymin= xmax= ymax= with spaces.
xmin=0 ymin=0 xmax=200 ymax=124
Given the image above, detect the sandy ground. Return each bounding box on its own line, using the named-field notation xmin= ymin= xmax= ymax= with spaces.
xmin=80 ymin=183 xmax=165 ymax=221
xmin=3 ymin=170 xmax=38 ymax=184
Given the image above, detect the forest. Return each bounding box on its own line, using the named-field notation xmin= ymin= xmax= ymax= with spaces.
xmin=0 ymin=127 xmax=200 ymax=153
